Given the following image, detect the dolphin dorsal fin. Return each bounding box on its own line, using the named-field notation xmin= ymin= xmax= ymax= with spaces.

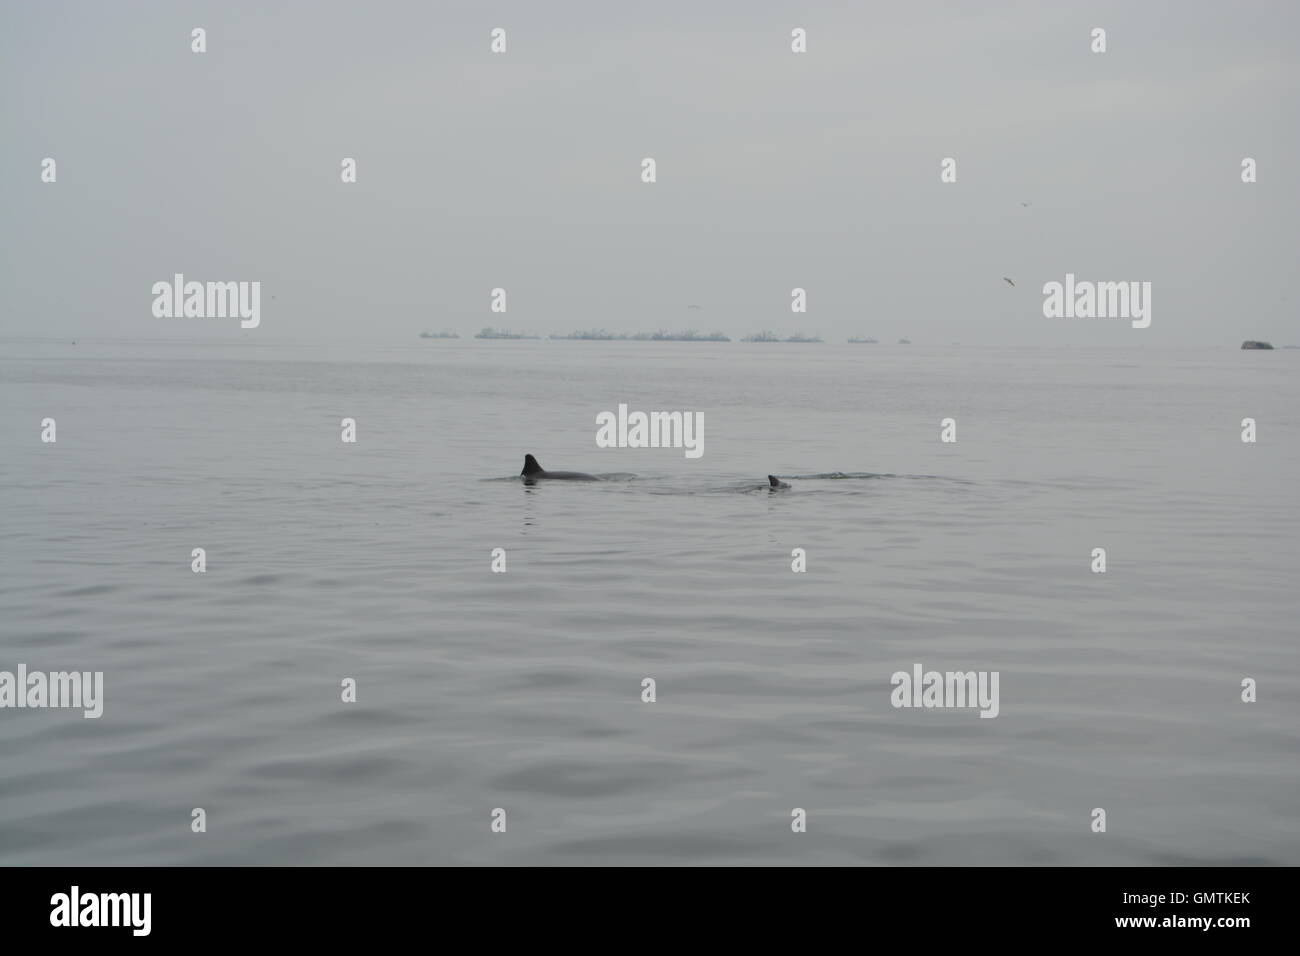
xmin=522 ymin=454 xmax=544 ymax=476
xmin=768 ymin=475 xmax=780 ymax=487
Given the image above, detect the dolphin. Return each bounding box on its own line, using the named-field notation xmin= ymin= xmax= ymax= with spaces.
xmin=768 ymin=475 xmax=790 ymax=489
xmin=521 ymin=454 xmax=600 ymax=481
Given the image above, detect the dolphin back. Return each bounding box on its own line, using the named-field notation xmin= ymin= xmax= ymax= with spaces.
xmin=521 ymin=454 xmax=600 ymax=481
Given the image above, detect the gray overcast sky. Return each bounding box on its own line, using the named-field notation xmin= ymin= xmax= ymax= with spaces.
xmin=2 ymin=0 xmax=1297 ymax=346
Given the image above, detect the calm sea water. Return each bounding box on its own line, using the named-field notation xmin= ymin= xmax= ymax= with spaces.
xmin=1 ymin=338 xmax=1297 ymax=866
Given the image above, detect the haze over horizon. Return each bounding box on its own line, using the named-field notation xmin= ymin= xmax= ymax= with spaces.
xmin=3 ymin=0 xmax=1297 ymax=347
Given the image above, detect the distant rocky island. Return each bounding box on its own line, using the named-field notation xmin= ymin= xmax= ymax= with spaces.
xmin=1241 ymin=340 xmax=1274 ymax=350
xmin=635 ymin=329 xmax=729 ymax=342
xmin=475 ymin=327 xmax=540 ymax=340
xmin=414 ymin=330 xmax=939 ymax=345
xmin=551 ymin=329 xmax=730 ymax=342
xmin=741 ymin=331 xmax=822 ymax=343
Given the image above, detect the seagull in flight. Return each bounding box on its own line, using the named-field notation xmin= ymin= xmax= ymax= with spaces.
xmin=1003 ymin=277 xmax=1015 ymax=286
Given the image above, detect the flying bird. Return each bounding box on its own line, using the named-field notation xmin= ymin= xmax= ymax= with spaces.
xmin=1003 ymin=277 xmax=1015 ymax=286
xmin=1020 ymin=201 xmax=1032 ymax=207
